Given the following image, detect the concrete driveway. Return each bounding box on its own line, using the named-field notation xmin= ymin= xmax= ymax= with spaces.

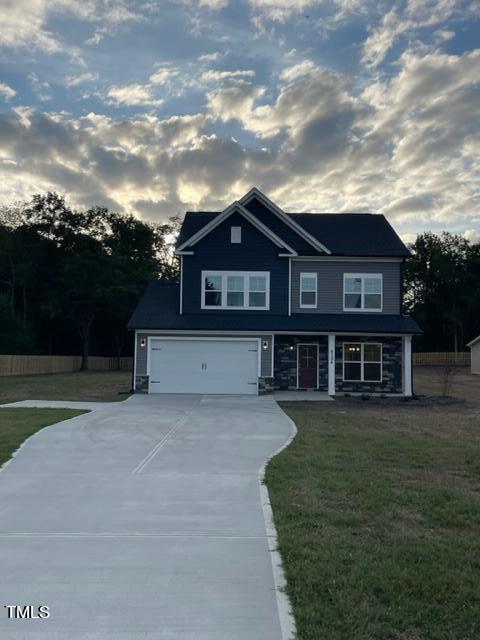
xmin=0 ymin=394 xmax=295 ymax=639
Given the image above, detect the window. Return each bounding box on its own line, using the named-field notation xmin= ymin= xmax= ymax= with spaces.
xmin=300 ymin=272 xmax=317 ymax=308
xmin=344 ymin=274 xmax=382 ymax=311
xmin=248 ymin=275 xmax=267 ymax=308
xmin=343 ymin=343 xmax=382 ymax=382
xmin=231 ymin=226 xmax=242 ymax=243
xmin=204 ymin=274 xmax=222 ymax=307
xmin=226 ymin=275 xmax=244 ymax=307
xmin=202 ymin=271 xmax=269 ymax=310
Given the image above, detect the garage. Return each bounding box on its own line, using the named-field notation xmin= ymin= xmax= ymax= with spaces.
xmin=148 ymin=338 xmax=260 ymax=394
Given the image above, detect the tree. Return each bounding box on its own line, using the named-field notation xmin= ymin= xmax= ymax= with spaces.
xmin=405 ymin=232 xmax=480 ymax=351
xmin=0 ymin=192 xmax=180 ymax=363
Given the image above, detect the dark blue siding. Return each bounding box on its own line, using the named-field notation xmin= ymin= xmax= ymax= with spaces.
xmin=182 ymin=211 xmax=289 ymax=314
xmin=244 ymin=197 xmax=319 ymax=254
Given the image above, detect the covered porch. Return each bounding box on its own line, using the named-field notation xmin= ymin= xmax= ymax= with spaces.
xmin=265 ymin=334 xmax=413 ymax=396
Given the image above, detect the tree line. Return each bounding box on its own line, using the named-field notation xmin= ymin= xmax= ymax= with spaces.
xmin=0 ymin=193 xmax=179 ymax=369
xmin=1 ymin=193 xmax=479 ymax=364
xmin=404 ymin=232 xmax=480 ymax=352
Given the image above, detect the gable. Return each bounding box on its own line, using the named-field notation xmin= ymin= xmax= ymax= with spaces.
xmin=176 ymin=202 xmax=297 ymax=255
xmin=239 ymin=188 xmax=331 ymax=254
xmin=242 ymin=197 xmax=319 ymax=254
xmin=186 ymin=210 xmax=290 ymax=260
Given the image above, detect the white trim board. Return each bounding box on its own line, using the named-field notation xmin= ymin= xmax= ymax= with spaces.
xmin=179 ymin=255 xmax=183 ymax=315
xmin=467 ymin=335 xmax=480 ymax=348
xmin=288 ymin=258 xmax=292 ymax=316
xmin=135 ymin=329 xmax=415 ymax=337
xmin=291 ymin=256 xmax=403 ymax=262
xmin=133 ymin=330 xmax=138 ymax=390
xmin=271 ymin=334 xmax=275 ymax=378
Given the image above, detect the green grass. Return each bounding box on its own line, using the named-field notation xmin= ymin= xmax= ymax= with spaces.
xmin=0 ymin=370 xmax=131 ymax=405
xmin=266 ymin=402 xmax=480 ymax=640
xmin=0 ymin=408 xmax=88 ymax=467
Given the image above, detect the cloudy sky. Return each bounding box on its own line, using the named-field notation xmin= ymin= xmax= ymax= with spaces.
xmin=0 ymin=0 xmax=479 ymax=241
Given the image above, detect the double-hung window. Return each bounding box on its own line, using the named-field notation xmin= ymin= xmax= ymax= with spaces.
xmin=202 ymin=271 xmax=269 ymax=310
xmin=344 ymin=274 xmax=382 ymax=311
xmin=343 ymin=343 xmax=382 ymax=382
xmin=300 ymin=272 xmax=317 ymax=308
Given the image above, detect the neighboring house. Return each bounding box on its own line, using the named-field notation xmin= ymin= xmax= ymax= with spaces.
xmin=128 ymin=188 xmax=421 ymax=396
xmin=467 ymin=336 xmax=480 ymax=374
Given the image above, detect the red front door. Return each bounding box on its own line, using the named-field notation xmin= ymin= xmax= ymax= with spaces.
xmin=298 ymin=344 xmax=317 ymax=388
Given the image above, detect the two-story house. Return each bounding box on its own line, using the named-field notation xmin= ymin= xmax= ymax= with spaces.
xmin=128 ymin=188 xmax=421 ymax=396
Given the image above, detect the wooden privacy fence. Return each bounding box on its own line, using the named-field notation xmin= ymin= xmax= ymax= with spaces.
xmin=413 ymin=352 xmax=470 ymax=366
xmin=0 ymin=355 xmax=133 ymax=377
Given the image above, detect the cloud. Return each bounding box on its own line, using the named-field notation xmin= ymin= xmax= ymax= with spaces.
xmin=65 ymin=72 xmax=99 ymax=87
xmin=464 ymin=228 xmax=480 ymax=243
xmin=28 ymin=72 xmax=53 ymax=101
xmin=149 ymin=67 xmax=180 ymax=85
xmin=179 ymin=0 xmax=229 ymax=9
xmin=0 ymin=33 xmax=478 ymax=243
xmin=247 ymin=0 xmax=318 ymax=22
xmin=279 ymin=59 xmax=316 ymax=81
xmin=201 ymin=69 xmax=256 ymax=83
xmin=106 ymin=83 xmax=164 ymax=107
xmin=0 ymin=82 xmax=16 ymax=101
xmin=0 ymin=0 xmax=141 ymax=55
xmin=198 ymin=51 xmax=222 ymax=62
xmin=362 ymin=0 xmax=464 ymax=67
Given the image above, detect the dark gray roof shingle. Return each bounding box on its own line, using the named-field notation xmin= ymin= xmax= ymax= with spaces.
xmin=176 ymin=210 xmax=410 ymax=257
xmin=128 ymin=283 xmax=421 ymax=333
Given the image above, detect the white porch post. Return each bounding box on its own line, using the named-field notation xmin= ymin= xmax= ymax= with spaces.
xmin=403 ymin=335 xmax=412 ymax=396
xmin=133 ymin=330 xmax=137 ymax=391
xmin=328 ymin=334 xmax=335 ymax=396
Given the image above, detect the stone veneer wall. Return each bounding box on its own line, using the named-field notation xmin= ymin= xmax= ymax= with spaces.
xmin=335 ymin=336 xmax=403 ymax=394
xmin=135 ymin=375 xmax=149 ymax=393
xmin=258 ymin=377 xmax=275 ymax=394
xmin=274 ymin=336 xmax=328 ymax=391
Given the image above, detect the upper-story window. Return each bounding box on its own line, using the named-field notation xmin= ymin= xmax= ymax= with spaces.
xmin=343 ymin=273 xmax=382 ymax=311
xmin=300 ymin=272 xmax=317 ymax=308
xmin=202 ymin=271 xmax=270 ymax=310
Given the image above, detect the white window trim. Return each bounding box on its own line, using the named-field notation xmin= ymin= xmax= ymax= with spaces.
xmin=342 ymin=342 xmax=383 ymax=382
xmin=343 ymin=273 xmax=383 ymax=312
xmin=299 ymin=272 xmax=317 ymax=309
xmin=231 ymin=226 xmax=241 ymax=243
xmin=201 ymin=270 xmax=270 ymax=311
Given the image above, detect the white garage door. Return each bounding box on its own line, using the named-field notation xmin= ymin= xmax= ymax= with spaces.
xmin=148 ymin=339 xmax=259 ymax=394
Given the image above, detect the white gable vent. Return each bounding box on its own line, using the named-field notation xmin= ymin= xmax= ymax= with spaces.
xmin=231 ymin=226 xmax=242 ymax=243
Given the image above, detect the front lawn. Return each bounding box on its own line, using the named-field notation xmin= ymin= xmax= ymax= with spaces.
xmin=0 ymin=408 xmax=88 ymax=467
xmin=0 ymin=370 xmax=131 ymax=405
xmin=267 ymin=399 xmax=480 ymax=640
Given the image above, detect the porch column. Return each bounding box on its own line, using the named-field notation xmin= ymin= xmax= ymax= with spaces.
xmin=328 ymin=334 xmax=335 ymax=396
xmin=403 ymin=335 xmax=412 ymax=396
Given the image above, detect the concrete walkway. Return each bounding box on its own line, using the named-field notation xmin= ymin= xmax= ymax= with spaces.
xmin=0 ymin=394 xmax=295 ymax=639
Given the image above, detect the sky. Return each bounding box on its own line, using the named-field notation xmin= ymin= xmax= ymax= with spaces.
xmin=0 ymin=0 xmax=479 ymax=242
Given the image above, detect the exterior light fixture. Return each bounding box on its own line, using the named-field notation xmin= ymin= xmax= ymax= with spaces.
xmin=262 ymin=340 xmax=269 ymax=351
xmin=140 ymin=338 xmax=146 ymax=348
xmin=289 ymin=344 xmax=294 ymax=351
